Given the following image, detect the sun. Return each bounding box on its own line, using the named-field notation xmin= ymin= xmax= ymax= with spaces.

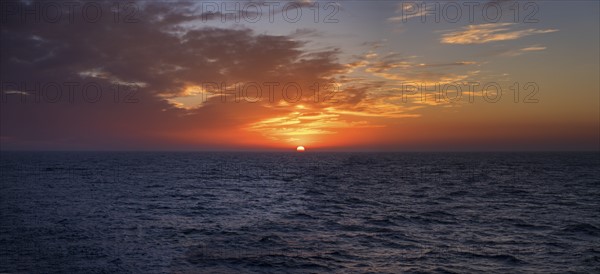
xmin=296 ymin=146 xmax=305 ymax=152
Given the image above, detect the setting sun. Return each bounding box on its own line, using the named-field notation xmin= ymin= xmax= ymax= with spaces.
xmin=296 ymin=146 xmax=305 ymax=152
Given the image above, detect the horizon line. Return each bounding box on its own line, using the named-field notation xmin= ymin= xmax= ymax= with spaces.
xmin=1 ymin=148 xmax=598 ymax=153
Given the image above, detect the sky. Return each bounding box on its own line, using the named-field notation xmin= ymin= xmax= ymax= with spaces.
xmin=0 ymin=0 xmax=598 ymax=151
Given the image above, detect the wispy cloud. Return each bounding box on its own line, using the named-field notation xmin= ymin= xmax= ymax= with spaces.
xmin=482 ymin=45 xmax=548 ymax=57
xmin=520 ymin=46 xmax=547 ymax=52
xmin=503 ymin=45 xmax=547 ymax=56
xmin=441 ymin=23 xmax=558 ymax=44
xmin=357 ymin=52 xmax=479 ymax=85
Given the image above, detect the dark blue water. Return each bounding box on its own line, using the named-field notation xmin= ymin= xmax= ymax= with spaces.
xmin=1 ymin=152 xmax=599 ymax=273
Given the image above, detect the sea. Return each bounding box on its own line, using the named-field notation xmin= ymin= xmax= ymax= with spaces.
xmin=0 ymin=152 xmax=599 ymax=273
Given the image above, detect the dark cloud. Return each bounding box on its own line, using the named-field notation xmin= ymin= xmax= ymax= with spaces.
xmin=0 ymin=0 xmax=345 ymax=149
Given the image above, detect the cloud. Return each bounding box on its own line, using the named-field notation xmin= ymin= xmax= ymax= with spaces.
xmin=481 ymin=45 xmax=548 ymax=57
xmin=502 ymin=45 xmax=547 ymax=56
xmin=357 ymin=52 xmax=479 ymax=85
xmin=520 ymin=46 xmax=547 ymax=52
xmin=0 ymin=0 xmax=483 ymax=149
xmin=441 ymin=23 xmax=558 ymax=44
xmin=0 ymin=0 xmax=352 ymax=149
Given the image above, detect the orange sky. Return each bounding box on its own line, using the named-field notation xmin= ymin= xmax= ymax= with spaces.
xmin=0 ymin=0 xmax=598 ymax=151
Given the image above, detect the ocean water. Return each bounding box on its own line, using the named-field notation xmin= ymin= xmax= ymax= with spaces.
xmin=0 ymin=152 xmax=599 ymax=273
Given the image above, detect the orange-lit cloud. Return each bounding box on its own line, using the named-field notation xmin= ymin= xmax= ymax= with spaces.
xmin=441 ymin=23 xmax=558 ymax=44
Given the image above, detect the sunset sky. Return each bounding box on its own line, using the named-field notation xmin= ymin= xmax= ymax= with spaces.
xmin=1 ymin=0 xmax=598 ymax=151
